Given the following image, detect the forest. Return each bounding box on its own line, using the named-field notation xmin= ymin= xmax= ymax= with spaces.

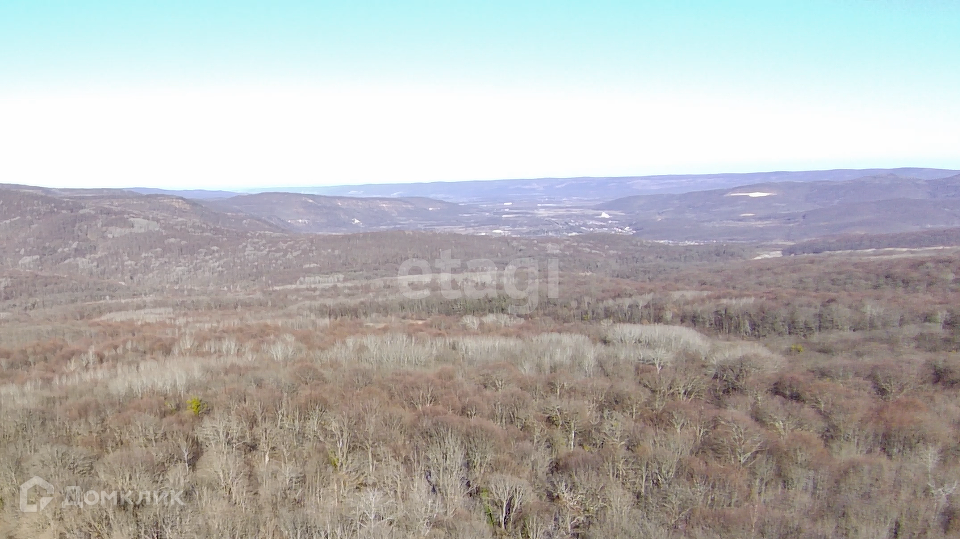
xmin=783 ymin=228 xmax=960 ymax=256
xmin=2 ymin=212 xmax=960 ymax=538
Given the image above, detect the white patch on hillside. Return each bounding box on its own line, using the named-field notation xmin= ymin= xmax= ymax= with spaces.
xmin=753 ymin=251 xmax=783 ymax=259
xmin=727 ymin=192 xmax=775 ymax=197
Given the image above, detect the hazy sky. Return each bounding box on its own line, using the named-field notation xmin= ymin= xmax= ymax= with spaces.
xmin=2 ymin=1 xmax=959 ymax=189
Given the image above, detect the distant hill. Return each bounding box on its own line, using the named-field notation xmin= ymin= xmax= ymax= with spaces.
xmin=0 ymin=183 xmax=666 ymax=293
xmin=0 ymin=185 xmax=284 ymax=286
xmin=599 ymin=174 xmax=960 ymax=241
xmin=262 ymin=168 xmax=959 ymax=204
xmin=6 ymin=168 xmax=960 ymax=241
xmin=201 ymin=192 xmax=467 ymax=233
xmin=0 ymin=186 xmax=281 ymax=237
xmin=128 ymin=187 xmax=240 ymax=199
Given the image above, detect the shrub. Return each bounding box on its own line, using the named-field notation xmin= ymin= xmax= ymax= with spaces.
xmin=186 ymin=396 xmax=207 ymax=416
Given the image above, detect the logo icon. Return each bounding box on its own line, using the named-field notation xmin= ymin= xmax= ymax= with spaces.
xmin=19 ymin=476 xmax=55 ymax=513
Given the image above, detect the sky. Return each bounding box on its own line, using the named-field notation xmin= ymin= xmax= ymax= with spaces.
xmin=1 ymin=0 xmax=959 ymax=190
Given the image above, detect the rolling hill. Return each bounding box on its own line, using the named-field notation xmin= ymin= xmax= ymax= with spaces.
xmin=6 ymin=170 xmax=960 ymax=242
xmin=201 ymin=193 xmax=467 ymax=233
xmin=268 ymin=168 xmax=960 ymax=203
xmin=599 ymin=173 xmax=960 ymax=241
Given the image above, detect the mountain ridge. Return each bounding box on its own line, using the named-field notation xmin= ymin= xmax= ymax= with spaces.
xmin=5 ymin=168 xmax=960 ymax=241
